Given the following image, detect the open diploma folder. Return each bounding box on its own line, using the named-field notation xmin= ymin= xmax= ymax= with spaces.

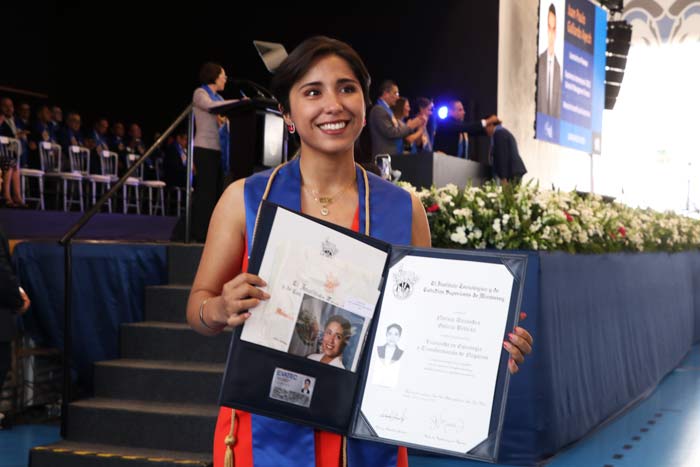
xmin=219 ymin=202 xmax=527 ymax=462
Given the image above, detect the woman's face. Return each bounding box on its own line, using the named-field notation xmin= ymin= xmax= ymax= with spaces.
xmin=286 ymin=54 xmax=365 ymax=157
xmin=322 ymin=321 xmax=347 ymax=359
xmin=420 ymin=103 xmax=434 ymax=119
xmin=215 ymin=69 xmax=227 ymax=91
xmin=403 ymin=101 xmax=410 ymax=118
xmin=386 ymin=327 xmax=400 ymax=345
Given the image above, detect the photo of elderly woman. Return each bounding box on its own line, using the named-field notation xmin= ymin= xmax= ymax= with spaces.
xmin=288 ymin=294 xmax=365 ymax=371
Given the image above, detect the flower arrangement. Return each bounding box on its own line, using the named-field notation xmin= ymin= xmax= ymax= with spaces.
xmin=398 ymin=181 xmax=700 ymax=253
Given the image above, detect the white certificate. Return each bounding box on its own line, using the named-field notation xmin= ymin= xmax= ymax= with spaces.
xmin=241 ymin=209 xmax=388 ymax=372
xmin=359 ymin=254 xmax=514 ymax=453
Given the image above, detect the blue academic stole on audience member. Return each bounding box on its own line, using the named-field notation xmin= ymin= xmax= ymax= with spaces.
xmin=200 ymin=85 xmax=230 ymax=175
xmin=35 ymin=122 xmax=54 ymax=142
xmin=242 ymin=157 xmax=412 ymax=466
xmin=376 ymin=98 xmax=392 ymax=116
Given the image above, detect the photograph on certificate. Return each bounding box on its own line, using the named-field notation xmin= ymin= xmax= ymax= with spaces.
xmin=288 ymin=294 xmax=366 ymax=371
xmin=359 ymin=254 xmax=514 ymax=454
xmin=241 ymin=208 xmax=386 ymax=371
xmin=370 ymin=322 xmax=405 ymax=388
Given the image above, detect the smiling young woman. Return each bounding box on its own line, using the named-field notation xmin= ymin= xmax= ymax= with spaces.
xmin=185 ymin=36 xmax=530 ymax=467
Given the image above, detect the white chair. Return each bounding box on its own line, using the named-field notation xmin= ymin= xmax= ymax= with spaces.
xmin=140 ymin=158 xmax=166 ymax=216
xmin=1 ymin=136 xmax=45 ymax=210
xmin=123 ymin=154 xmax=142 ymax=214
xmin=87 ymin=150 xmax=118 ymax=212
xmin=39 ymin=142 xmax=64 ymax=209
xmin=62 ymin=145 xmax=90 ymax=211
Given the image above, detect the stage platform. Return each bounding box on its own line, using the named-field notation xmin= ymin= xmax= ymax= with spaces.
xmin=0 ymin=209 xmax=178 ymax=242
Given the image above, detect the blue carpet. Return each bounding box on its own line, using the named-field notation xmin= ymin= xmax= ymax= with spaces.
xmin=0 ymin=209 xmax=177 ymax=241
xmin=0 ymin=424 xmax=60 ymax=467
xmin=544 ymin=345 xmax=700 ymax=467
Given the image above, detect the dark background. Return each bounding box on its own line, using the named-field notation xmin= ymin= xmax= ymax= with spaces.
xmin=5 ymin=1 xmax=499 ymax=141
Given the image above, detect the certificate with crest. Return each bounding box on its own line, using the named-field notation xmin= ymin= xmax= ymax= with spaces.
xmin=219 ymin=202 xmax=527 ymax=462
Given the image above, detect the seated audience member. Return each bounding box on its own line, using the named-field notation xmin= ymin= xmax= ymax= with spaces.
xmin=88 ymin=118 xmax=110 ymax=153
xmin=0 ymin=100 xmax=25 ymax=207
xmin=391 ymin=97 xmax=424 ymax=154
xmin=108 ymin=122 xmax=128 ymax=175
xmin=31 ymin=105 xmax=55 ymax=146
xmin=59 ymin=112 xmax=85 ymax=154
xmin=50 ymin=106 xmax=64 ymax=135
xmin=368 ymin=80 xmax=425 ymax=156
xmin=126 ymin=123 xmax=155 ymax=179
xmin=87 ymin=118 xmax=110 ymax=174
xmin=126 ymin=123 xmax=146 ymax=157
xmin=486 ymin=124 xmax=527 ymax=184
xmin=58 ymin=113 xmax=86 ymax=173
xmin=433 ymin=99 xmax=500 ymax=159
xmin=15 ymin=102 xmax=31 ymax=166
xmin=164 ymin=132 xmax=190 ymax=188
xmin=109 ymin=122 xmax=127 ymax=153
xmin=28 ymin=105 xmax=55 ymax=168
xmin=0 ymin=101 xmax=14 ymax=138
xmin=0 ymin=98 xmax=28 ymax=165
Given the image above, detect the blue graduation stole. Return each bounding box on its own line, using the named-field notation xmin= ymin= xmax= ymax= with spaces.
xmin=243 ymin=157 xmax=412 ymax=466
xmin=200 ymin=85 xmax=231 ymax=175
xmin=376 ymin=99 xmax=404 ymax=155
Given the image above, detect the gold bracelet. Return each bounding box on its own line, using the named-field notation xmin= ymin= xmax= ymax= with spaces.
xmin=199 ymin=298 xmax=223 ymax=331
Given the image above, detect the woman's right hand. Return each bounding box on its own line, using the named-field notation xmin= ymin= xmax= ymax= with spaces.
xmin=214 ymin=273 xmax=270 ymax=328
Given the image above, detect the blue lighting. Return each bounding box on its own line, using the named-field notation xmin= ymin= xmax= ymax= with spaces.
xmin=437 ymin=106 xmax=449 ymax=119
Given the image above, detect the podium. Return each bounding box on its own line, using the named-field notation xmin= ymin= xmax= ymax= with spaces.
xmin=210 ymin=98 xmax=287 ymax=181
xmin=390 ymin=152 xmax=491 ymax=189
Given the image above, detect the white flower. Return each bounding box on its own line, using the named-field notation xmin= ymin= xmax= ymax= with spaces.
xmin=492 ymin=219 xmax=501 ymax=233
xmin=450 ymin=226 xmax=468 ymax=245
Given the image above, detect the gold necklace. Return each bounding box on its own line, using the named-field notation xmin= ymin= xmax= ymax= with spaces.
xmin=301 ymin=175 xmax=357 ymax=216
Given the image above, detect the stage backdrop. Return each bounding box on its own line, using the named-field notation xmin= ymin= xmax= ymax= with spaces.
xmin=535 ymin=0 xmax=607 ymax=154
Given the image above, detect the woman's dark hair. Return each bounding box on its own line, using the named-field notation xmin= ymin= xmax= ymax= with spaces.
xmin=387 ymin=323 xmax=402 ymax=335
xmin=199 ymin=62 xmax=223 ymax=85
xmin=392 ymin=97 xmax=408 ymax=119
xmin=326 ymin=315 xmax=352 ymax=339
xmin=271 ymin=36 xmax=371 ymax=114
xmin=416 ymin=97 xmax=433 ymax=111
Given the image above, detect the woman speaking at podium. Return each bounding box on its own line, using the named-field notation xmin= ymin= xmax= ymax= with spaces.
xmin=186 ymin=37 xmax=532 ymax=466
xmin=191 ymin=62 xmax=232 ymax=242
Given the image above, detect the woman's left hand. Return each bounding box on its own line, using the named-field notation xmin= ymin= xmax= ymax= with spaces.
xmin=504 ymin=311 xmax=533 ymax=374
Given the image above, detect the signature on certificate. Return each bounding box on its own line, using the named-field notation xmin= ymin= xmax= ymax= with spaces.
xmin=428 ymin=412 xmax=465 ymax=434
xmin=378 ymin=408 xmax=408 ymax=424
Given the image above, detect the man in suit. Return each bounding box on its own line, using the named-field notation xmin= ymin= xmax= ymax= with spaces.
xmin=0 ymin=226 xmax=31 ymax=428
xmin=164 ymin=132 xmax=189 ymax=188
xmin=487 ymin=124 xmax=527 ymax=184
xmin=433 ymin=100 xmax=500 ymax=159
xmin=368 ymin=80 xmax=425 ymax=156
xmin=537 ymin=3 xmax=562 ymax=118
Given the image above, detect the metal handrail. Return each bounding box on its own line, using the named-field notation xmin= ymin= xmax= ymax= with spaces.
xmin=57 ymin=104 xmax=195 ymax=436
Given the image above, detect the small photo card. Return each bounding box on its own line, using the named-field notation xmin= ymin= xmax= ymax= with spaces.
xmin=269 ymin=368 xmax=316 ymax=408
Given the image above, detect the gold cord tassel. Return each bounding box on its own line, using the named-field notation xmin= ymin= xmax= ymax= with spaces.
xmin=342 ymin=435 xmax=348 ymax=467
xmin=224 ymin=408 xmax=237 ymax=467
